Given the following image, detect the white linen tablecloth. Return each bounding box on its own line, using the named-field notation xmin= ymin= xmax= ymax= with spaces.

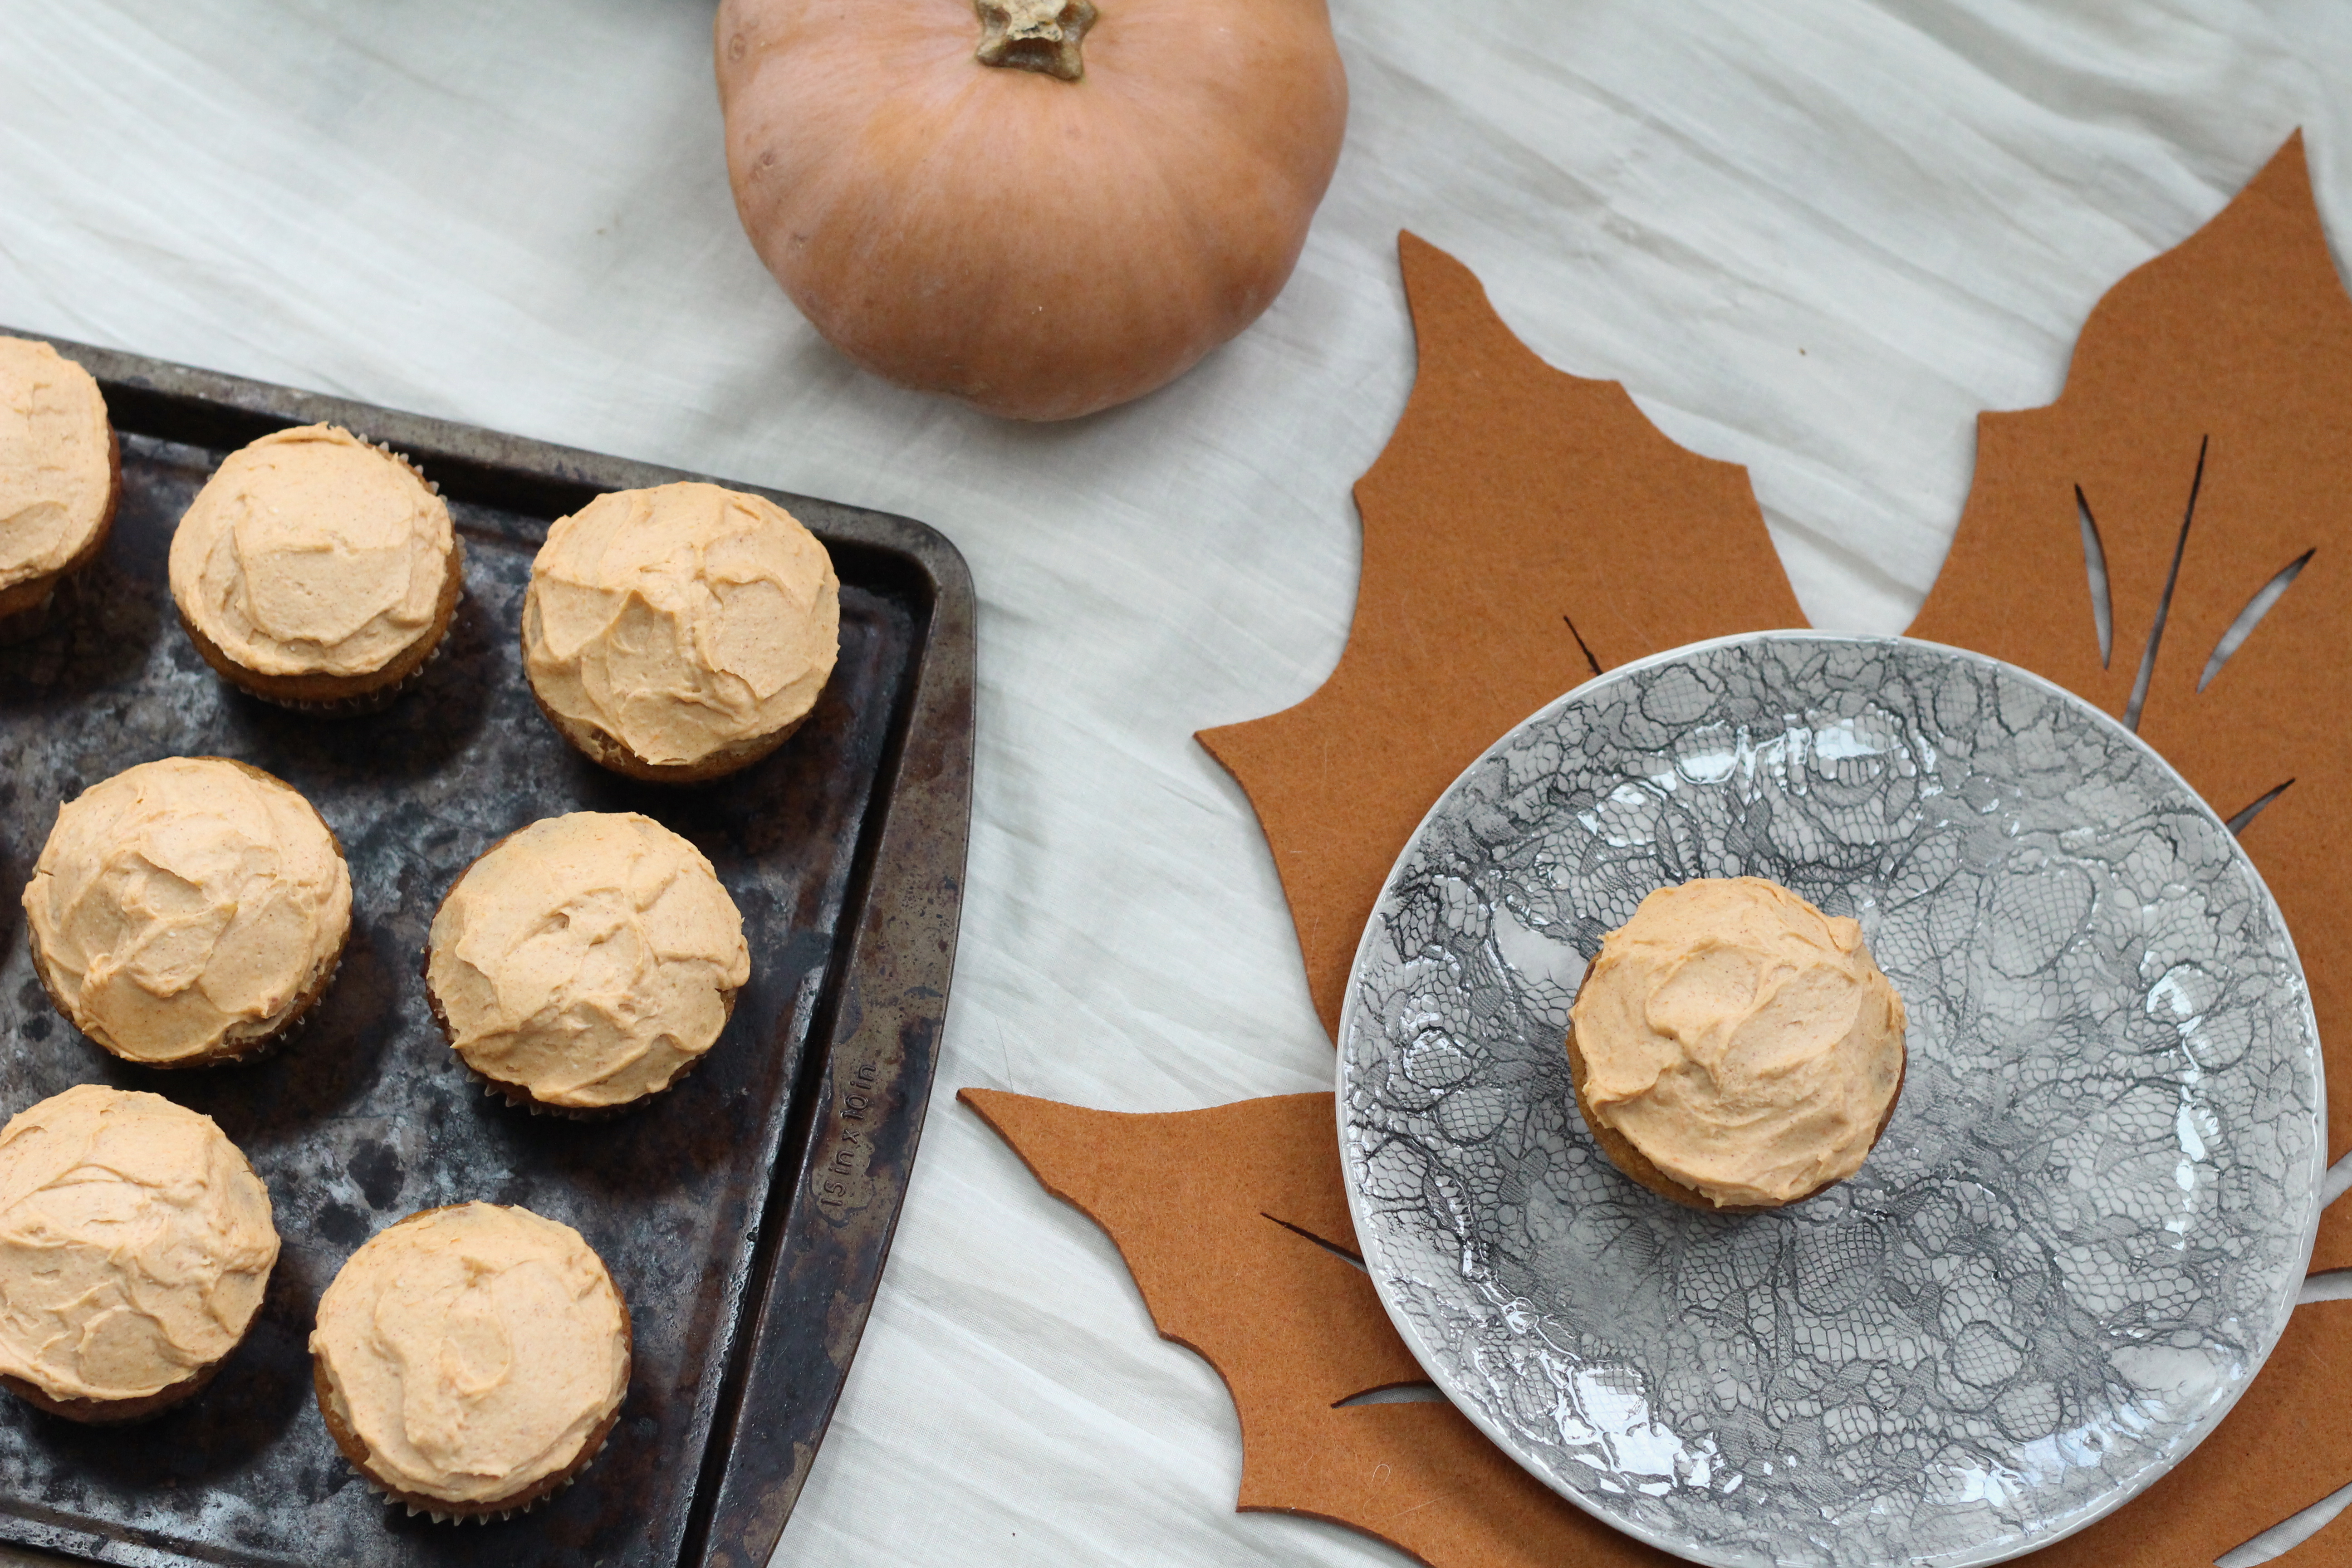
xmin=4 ymin=2 xmax=2349 ymax=1563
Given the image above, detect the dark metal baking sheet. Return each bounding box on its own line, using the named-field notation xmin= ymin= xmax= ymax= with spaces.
xmin=0 ymin=332 xmax=973 ymax=1568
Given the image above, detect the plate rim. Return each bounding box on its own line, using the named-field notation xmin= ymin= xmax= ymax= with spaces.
xmin=1333 ymin=628 xmax=2328 ymax=1568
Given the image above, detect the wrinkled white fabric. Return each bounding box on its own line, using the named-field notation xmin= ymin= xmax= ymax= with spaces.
xmin=5 ymin=2 xmax=2350 ymax=1563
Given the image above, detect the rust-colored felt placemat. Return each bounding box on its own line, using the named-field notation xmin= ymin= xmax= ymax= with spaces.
xmin=1196 ymin=231 xmax=1803 ymax=1046
xmin=966 ymin=1089 xmax=2352 ymax=1568
xmin=975 ymin=132 xmax=2352 ymax=1568
xmin=1209 ymin=130 xmax=2350 ymax=1265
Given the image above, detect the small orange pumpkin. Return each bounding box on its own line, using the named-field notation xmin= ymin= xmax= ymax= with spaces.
xmin=715 ymin=0 xmax=1349 ymax=421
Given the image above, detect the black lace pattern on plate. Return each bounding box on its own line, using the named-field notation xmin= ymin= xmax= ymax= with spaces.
xmin=1337 ymin=633 xmax=2324 ymax=1568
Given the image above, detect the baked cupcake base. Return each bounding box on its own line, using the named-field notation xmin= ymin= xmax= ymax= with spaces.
xmin=1565 ymin=1025 xmax=1906 ymax=1214
xmin=0 ymin=1357 xmax=225 ymax=1425
xmin=529 ymin=688 xmax=806 ymax=784
xmin=314 ymin=1357 xmax=624 ymax=1522
xmin=29 ymin=936 xmax=341 ymax=1071
xmin=181 ymin=554 xmax=461 ymax=714
xmin=423 ymin=958 xmax=738 ymax=1120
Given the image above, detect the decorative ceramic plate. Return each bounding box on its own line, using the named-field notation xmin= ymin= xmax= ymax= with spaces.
xmin=1335 ymin=632 xmax=2325 ymax=1568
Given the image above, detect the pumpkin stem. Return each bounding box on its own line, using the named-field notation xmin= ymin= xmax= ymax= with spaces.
xmin=974 ymin=0 xmax=1096 ymax=82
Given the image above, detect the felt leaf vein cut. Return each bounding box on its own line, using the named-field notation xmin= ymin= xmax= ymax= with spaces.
xmin=1906 ymin=133 xmax=2352 ymax=1266
xmin=1197 ymin=232 xmax=1808 ymax=1043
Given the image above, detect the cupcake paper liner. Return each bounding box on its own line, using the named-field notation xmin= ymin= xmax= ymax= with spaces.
xmin=0 ymin=1353 xmax=227 ymax=1426
xmin=191 ymin=951 xmax=344 ymax=1069
xmin=29 ymin=933 xmax=343 ymax=1072
xmin=240 ymin=625 xmax=453 ymax=717
xmin=463 ymin=1051 xmax=708 ymax=1122
xmin=353 ymin=1418 xmax=610 ymax=1524
xmin=359 ymin=1463 xmax=569 ymax=1525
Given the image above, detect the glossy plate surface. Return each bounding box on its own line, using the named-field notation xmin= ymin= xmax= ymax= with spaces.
xmin=1336 ymin=632 xmax=2324 ymax=1568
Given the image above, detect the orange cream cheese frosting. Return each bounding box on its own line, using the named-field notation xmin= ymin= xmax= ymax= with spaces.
xmin=310 ymin=1204 xmax=629 ymax=1507
xmin=167 ymin=423 xmax=457 ymax=678
xmin=0 ymin=1085 xmax=279 ymax=1403
xmin=427 ymin=813 xmax=750 ymax=1108
xmin=22 ymin=757 xmax=352 ymax=1063
xmin=522 ymin=482 xmax=839 ymax=769
xmin=0 ymin=335 xmax=113 ymax=593
xmin=1570 ymin=877 xmax=1906 ymax=1208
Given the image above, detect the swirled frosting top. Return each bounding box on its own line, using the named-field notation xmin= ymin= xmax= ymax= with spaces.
xmin=522 ymin=482 xmax=838 ymax=768
xmin=427 ymin=812 xmax=750 ymax=1108
xmin=0 ymin=336 xmax=113 ymax=593
xmin=167 ymin=424 xmax=456 ymax=677
xmin=1570 ymin=877 xmax=1906 ymax=1207
xmin=309 ymin=1203 xmax=629 ymax=1505
xmin=0 ymin=1084 xmax=279 ymax=1403
xmin=22 ymin=757 xmax=352 ymax=1063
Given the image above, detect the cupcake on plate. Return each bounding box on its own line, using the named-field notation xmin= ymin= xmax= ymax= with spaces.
xmin=521 ymin=481 xmax=838 ymax=782
xmin=424 ymin=812 xmax=750 ymax=1115
xmin=310 ymin=1203 xmax=630 ymax=1520
xmin=22 ymin=756 xmax=352 ymax=1068
xmin=168 ymin=423 xmax=462 ymax=711
xmin=0 ymin=1084 xmax=280 ymax=1422
xmin=0 ymin=335 xmax=119 ymax=642
xmin=1566 ymin=876 xmax=1906 ymax=1213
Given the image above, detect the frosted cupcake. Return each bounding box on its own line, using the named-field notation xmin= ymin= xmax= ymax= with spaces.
xmin=168 ymin=423 xmax=462 ymax=710
xmin=0 ymin=336 xmax=119 ymax=642
xmin=0 ymin=1084 xmax=280 ymax=1422
xmin=310 ymin=1203 xmax=630 ymax=1519
xmin=22 ymin=756 xmax=352 ymax=1067
xmin=1566 ymin=877 xmax=1906 ymax=1212
xmin=522 ymin=482 xmax=838 ymax=782
xmin=424 ymin=812 xmax=750 ymax=1114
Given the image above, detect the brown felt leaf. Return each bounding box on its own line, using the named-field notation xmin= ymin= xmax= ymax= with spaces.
xmin=960 ymin=1089 xmax=1676 ymax=1568
xmin=1907 ymin=131 xmax=2352 ymax=1269
xmin=997 ymin=137 xmax=2352 ymax=1568
xmin=970 ymin=1089 xmax=2352 ymax=1568
xmin=1198 ymin=233 xmax=1807 ymax=1040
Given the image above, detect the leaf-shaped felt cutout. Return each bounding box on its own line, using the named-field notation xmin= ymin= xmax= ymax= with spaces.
xmin=1906 ymin=131 xmax=2352 ymax=1269
xmin=992 ymin=137 xmax=2352 ymax=1568
xmin=1198 ymin=234 xmax=1808 ymax=1040
xmin=974 ymin=1086 xmax=2352 ymax=1568
xmin=960 ymin=1089 xmax=1676 ymax=1568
